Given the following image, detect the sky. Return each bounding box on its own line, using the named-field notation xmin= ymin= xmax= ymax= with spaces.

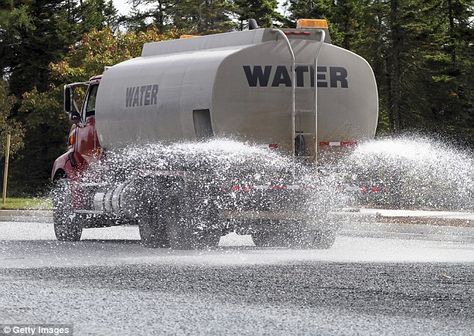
xmin=113 ymin=0 xmax=132 ymax=16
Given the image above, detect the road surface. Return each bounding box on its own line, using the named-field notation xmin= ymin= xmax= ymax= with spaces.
xmin=0 ymin=221 xmax=473 ymax=335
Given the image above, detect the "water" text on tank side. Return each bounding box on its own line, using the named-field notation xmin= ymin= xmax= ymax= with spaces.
xmin=125 ymin=84 xmax=159 ymax=107
xmin=243 ymin=65 xmax=348 ymax=88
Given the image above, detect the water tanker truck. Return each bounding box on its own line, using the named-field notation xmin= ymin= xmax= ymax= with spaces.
xmin=52 ymin=19 xmax=378 ymax=249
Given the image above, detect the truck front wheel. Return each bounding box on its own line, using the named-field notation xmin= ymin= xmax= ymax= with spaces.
xmin=52 ymin=179 xmax=82 ymax=242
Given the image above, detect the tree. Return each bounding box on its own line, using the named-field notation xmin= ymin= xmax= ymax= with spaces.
xmin=0 ymin=1 xmax=80 ymax=96
xmin=0 ymin=81 xmax=24 ymax=160
xmin=381 ymin=0 xmax=473 ymax=138
xmin=0 ymin=1 xmax=35 ymax=80
xmin=168 ymin=0 xmax=236 ymax=34
xmin=234 ymin=0 xmax=283 ymax=28
xmin=50 ymin=28 xmax=173 ymax=83
xmin=125 ymin=0 xmax=236 ymax=34
xmin=287 ymin=1 xmax=367 ymax=49
xmin=78 ymin=0 xmax=119 ymax=33
xmin=0 ymin=0 xmax=120 ymax=96
xmin=420 ymin=0 xmax=474 ymax=145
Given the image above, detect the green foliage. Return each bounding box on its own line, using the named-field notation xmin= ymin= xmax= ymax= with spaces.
xmin=171 ymin=0 xmax=236 ymax=34
xmin=50 ymin=28 xmax=172 ymax=83
xmin=0 ymin=81 xmax=24 ymax=159
xmin=234 ymin=0 xmax=283 ymax=28
xmin=0 ymin=1 xmax=76 ymax=95
xmin=125 ymin=0 xmax=283 ymax=33
xmin=126 ymin=0 xmax=236 ymax=34
xmin=0 ymin=197 xmax=52 ymax=210
xmin=79 ymin=0 xmax=120 ymax=32
xmin=0 ymin=0 xmax=120 ymax=96
xmin=8 ymin=85 xmax=68 ymax=195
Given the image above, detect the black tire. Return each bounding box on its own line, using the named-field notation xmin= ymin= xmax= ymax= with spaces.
xmin=167 ymin=198 xmax=221 ymax=250
xmin=136 ymin=177 xmax=175 ymax=248
xmin=138 ymin=209 xmax=170 ymax=248
xmin=52 ymin=179 xmax=82 ymax=242
xmin=137 ymin=176 xmax=221 ymax=250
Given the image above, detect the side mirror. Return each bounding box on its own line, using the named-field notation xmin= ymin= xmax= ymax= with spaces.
xmin=64 ymin=85 xmax=72 ymax=113
xmin=64 ymin=85 xmax=81 ymax=124
xmin=70 ymin=111 xmax=81 ymax=123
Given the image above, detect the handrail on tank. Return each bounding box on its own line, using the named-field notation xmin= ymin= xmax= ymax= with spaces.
xmin=270 ymin=29 xmax=296 ymax=158
xmin=313 ymin=30 xmax=326 ymax=165
xmin=271 ymin=29 xmax=326 ymax=165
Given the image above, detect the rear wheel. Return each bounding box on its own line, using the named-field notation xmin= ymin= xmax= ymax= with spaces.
xmin=138 ymin=192 xmax=221 ymax=249
xmin=138 ymin=191 xmax=171 ymax=248
xmin=137 ymin=177 xmax=221 ymax=250
xmin=167 ymin=198 xmax=221 ymax=250
xmin=52 ymin=179 xmax=82 ymax=242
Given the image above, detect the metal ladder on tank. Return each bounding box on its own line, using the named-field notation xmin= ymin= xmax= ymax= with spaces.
xmin=271 ymin=29 xmax=326 ymax=164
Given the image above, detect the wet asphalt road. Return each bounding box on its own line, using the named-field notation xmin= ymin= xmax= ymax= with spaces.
xmin=0 ymin=222 xmax=473 ymax=335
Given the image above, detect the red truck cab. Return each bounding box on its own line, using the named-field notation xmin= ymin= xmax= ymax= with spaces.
xmin=52 ymin=75 xmax=102 ymax=181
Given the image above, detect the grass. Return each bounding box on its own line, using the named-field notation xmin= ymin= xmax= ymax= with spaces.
xmin=0 ymin=197 xmax=52 ymax=210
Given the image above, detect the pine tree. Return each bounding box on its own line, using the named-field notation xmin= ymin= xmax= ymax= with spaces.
xmin=170 ymin=0 xmax=236 ymax=34
xmin=125 ymin=0 xmax=175 ymax=32
xmin=0 ymin=1 xmax=81 ymax=95
xmin=234 ymin=0 xmax=283 ymax=28
xmin=422 ymin=0 xmax=474 ymax=145
xmin=286 ymin=0 xmax=331 ymax=21
xmin=126 ymin=0 xmax=236 ymax=34
xmin=0 ymin=80 xmax=24 ymax=160
xmin=79 ymin=0 xmax=119 ymax=33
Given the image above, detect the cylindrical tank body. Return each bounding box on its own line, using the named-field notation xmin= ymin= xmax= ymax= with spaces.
xmin=95 ymin=28 xmax=378 ymax=152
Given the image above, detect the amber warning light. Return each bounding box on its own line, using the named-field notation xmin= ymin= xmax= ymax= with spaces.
xmin=297 ymin=19 xmax=329 ymax=29
xmin=68 ymin=132 xmax=75 ymax=146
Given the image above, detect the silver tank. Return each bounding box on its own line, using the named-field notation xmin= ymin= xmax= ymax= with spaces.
xmin=95 ymin=28 xmax=378 ymax=153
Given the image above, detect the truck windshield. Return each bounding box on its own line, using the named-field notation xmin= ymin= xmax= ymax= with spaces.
xmin=85 ymin=85 xmax=98 ymax=117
